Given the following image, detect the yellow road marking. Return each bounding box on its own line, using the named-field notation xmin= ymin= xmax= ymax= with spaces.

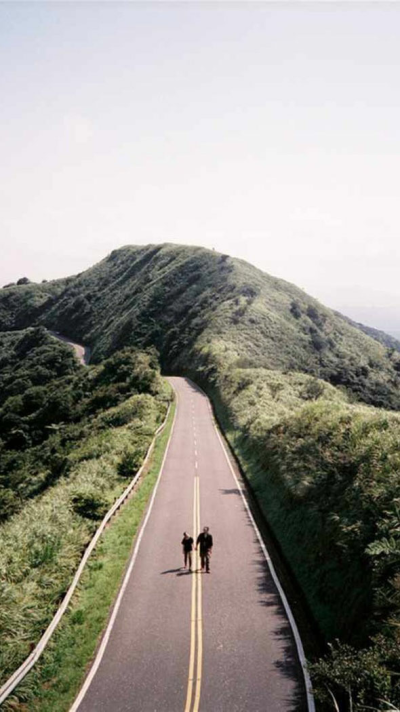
xmin=193 ymin=476 xmax=203 ymax=712
xmin=184 ymin=479 xmax=197 ymax=712
xmin=184 ymin=473 xmax=203 ymax=712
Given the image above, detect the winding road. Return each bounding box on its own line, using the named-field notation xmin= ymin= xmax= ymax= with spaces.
xmin=70 ymin=377 xmax=311 ymax=712
xmin=49 ymin=330 xmax=91 ymax=365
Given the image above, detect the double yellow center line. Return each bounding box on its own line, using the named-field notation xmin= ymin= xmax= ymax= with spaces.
xmin=184 ymin=476 xmax=203 ymax=712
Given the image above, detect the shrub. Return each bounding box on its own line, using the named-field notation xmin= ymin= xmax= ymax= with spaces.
xmin=290 ymin=300 xmax=302 ymax=319
xmin=310 ymin=635 xmax=400 ymax=711
xmin=300 ymin=378 xmax=325 ymax=400
xmin=210 ymin=363 xmax=400 ymax=708
xmin=0 ymin=487 xmax=19 ymax=522
xmin=117 ymin=447 xmax=145 ymax=477
xmin=307 ymin=304 xmax=326 ymax=328
xmin=71 ymin=488 xmax=109 ymax=520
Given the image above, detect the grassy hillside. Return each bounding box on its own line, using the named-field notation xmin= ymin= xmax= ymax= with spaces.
xmin=0 ymin=327 xmax=166 ymax=521
xmin=209 ymin=366 xmax=400 ymax=708
xmin=212 ymin=367 xmax=400 ymax=646
xmin=338 ymin=312 xmax=400 ymax=353
xmin=0 ymin=331 xmax=171 ymax=695
xmin=0 ymin=278 xmax=70 ymax=331
xmin=2 ymin=244 xmax=400 ymax=411
xmin=1 ymin=244 xmax=400 ymax=709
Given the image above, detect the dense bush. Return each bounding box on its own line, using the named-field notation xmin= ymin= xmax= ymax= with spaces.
xmin=2 ymin=244 xmax=400 ymax=709
xmin=71 ymin=487 xmax=109 ymax=520
xmin=0 ymin=338 xmax=171 ymax=691
xmin=210 ymin=365 xmax=400 ymax=710
xmin=1 ymin=243 xmax=400 ymax=412
xmin=310 ymin=634 xmax=400 ymax=710
xmin=0 ymin=331 xmax=168 ymax=523
xmin=117 ymin=446 xmax=145 ymax=477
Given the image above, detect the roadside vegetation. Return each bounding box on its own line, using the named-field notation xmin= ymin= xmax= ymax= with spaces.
xmin=1 ymin=401 xmax=175 ymax=712
xmin=0 ymin=330 xmax=171 ymax=700
xmin=209 ymin=366 xmax=400 ymax=711
xmin=0 ymin=327 xmax=166 ymax=521
xmin=2 ymin=244 xmax=400 ymax=710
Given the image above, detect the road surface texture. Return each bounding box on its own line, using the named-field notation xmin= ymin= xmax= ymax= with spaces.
xmin=73 ymin=377 xmax=308 ymax=712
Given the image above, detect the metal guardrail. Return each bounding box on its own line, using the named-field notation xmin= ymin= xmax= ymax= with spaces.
xmin=0 ymin=404 xmax=171 ymax=706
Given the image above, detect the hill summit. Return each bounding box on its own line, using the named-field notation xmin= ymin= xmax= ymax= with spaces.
xmin=1 ymin=242 xmax=400 ymax=410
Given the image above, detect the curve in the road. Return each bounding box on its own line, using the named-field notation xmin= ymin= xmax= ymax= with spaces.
xmin=49 ymin=330 xmax=91 ymax=365
xmin=71 ymin=377 xmax=314 ymax=712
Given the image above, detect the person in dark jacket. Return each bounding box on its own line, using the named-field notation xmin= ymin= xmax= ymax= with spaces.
xmin=181 ymin=532 xmax=194 ymax=571
xmin=196 ymin=526 xmax=213 ymax=573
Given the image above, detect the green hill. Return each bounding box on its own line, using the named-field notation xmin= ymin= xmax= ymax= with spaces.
xmin=1 ymin=244 xmax=400 ymax=710
xmin=2 ymin=243 xmax=400 ymax=411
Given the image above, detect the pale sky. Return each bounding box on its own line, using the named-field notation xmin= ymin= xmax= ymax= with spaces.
xmin=1 ymin=1 xmax=400 ymax=333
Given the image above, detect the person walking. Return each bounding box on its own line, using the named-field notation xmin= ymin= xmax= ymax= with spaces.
xmin=196 ymin=526 xmax=213 ymax=573
xmin=181 ymin=532 xmax=194 ymax=571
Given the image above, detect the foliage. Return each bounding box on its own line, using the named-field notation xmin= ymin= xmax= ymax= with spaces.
xmin=0 ymin=330 xmax=166 ymax=522
xmin=2 ymin=244 xmax=400 ymax=708
xmin=209 ymin=365 xmax=400 ymax=710
xmin=1 ymin=243 xmax=400 ymax=411
xmin=117 ymin=446 xmax=145 ymax=477
xmin=310 ymin=634 xmax=400 ymax=711
xmin=1 ymin=403 xmax=175 ymax=712
xmin=341 ymin=313 xmax=400 ymax=354
xmin=17 ymin=277 xmax=31 ymax=285
xmin=71 ymin=486 xmax=109 ymax=520
xmin=0 ymin=278 xmax=68 ymax=330
xmin=0 ymin=338 xmax=171 ymax=693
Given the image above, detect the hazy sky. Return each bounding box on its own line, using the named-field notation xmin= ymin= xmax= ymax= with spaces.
xmin=1 ymin=1 xmax=400 ymax=332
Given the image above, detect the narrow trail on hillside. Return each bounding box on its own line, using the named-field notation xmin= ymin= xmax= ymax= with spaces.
xmin=71 ymin=377 xmax=312 ymax=712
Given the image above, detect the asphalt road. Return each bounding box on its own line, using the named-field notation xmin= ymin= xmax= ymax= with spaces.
xmin=49 ymin=330 xmax=91 ymax=365
xmin=72 ymin=377 xmax=308 ymax=712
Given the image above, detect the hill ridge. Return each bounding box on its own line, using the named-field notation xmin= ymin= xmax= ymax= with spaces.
xmin=1 ymin=242 xmax=400 ymax=410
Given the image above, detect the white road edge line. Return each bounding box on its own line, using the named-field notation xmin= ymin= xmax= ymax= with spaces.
xmin=189 ymin=379 xmax=316 ymax=712
xmin=0 ymin=404 xmax=172 ymax=706
xmin=69 ymin=397 xmax=178 ymax=712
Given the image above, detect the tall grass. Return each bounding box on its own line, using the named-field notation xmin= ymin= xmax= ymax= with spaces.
xmin=0 ymin=390 xmax=171 ymax=694
xmin=1 ymin=400 xmax=176 ymax=712
xmin=209 ymin=365 xmax=400 ymax=710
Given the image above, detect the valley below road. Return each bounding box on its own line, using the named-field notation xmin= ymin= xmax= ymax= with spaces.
xmin=70 ymin=376 xmax=311 ymax=712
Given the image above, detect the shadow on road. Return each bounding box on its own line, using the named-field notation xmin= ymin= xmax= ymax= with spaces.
xmin=253 ymin=557 xmax=308 ymax=712
xmin=219 ymin=488 xmax=241 ymax=495
xmin=160 ymin=568 xmax=211 ymax=577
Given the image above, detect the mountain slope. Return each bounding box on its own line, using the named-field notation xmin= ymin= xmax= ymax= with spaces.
xmin=2 ymin=244 xmax=400 ymax=708
xmin=1 ymin=243 xmax=400 ymax=410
